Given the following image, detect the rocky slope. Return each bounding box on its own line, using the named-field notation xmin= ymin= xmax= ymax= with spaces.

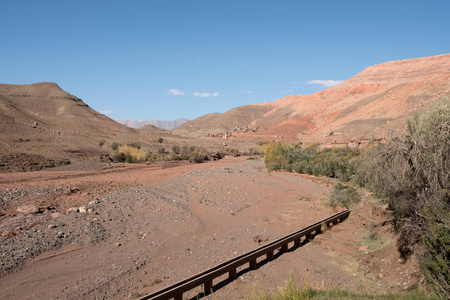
xmin=0 ymin=82 xmax=139 ymax=167
xmin=172 ymin=54 xmax=450 ymax=143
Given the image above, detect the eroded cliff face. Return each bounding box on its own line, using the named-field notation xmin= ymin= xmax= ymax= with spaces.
xmin=309 ymin=54 xmax=450 ymax=142
xmin=173 ymin=54 xmax=450 ymax=143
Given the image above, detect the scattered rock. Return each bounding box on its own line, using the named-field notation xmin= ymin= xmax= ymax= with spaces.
xmin=16 ymin=205 xmax=40 ymax=214
xmin=358 ymin=245 xmax=368 ymax=252
xmin=67 ymin=207 xmax=78 ymax=213
xmin=1 ymin=230 xmax=14 ymax=237
xmin=253 ymin=234 xmax=267 ymax=244
xmin=51 ymin=212 xmax=62 ymax=218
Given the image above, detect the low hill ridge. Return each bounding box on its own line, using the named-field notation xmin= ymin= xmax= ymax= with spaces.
xmin=0 ymin=82 xmax=82 ymax=102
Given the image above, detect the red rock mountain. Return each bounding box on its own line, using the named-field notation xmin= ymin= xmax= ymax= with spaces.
xmin=172 ymin=54 xmax=450 ymax=143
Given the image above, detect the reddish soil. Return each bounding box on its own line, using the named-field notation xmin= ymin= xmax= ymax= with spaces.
xmin=0 ymin=157 xmax=422 ymax=299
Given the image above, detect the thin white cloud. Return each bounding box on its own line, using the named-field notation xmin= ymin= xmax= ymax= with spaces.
xmin=306 ymin=80 xmax=344 ymax=87
xmin=193 ymin=91 xmax=219 ymax=98
xmin=282 ymin=89 xmax=294 ymax=93
xmin=165 ymin=89 xmax=185 ymax=96
xmin=244 ymin=90 xmax=254 ymax=94
xmin=100 ymin=109 xmax=114 ymax=115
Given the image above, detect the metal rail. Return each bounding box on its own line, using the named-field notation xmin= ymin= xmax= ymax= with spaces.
xmin=139 ymin=210 xmax=350 ymax=300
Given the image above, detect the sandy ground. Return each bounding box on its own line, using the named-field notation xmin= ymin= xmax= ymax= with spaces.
xmin=0 ymin=157 xmax=422 ymax=299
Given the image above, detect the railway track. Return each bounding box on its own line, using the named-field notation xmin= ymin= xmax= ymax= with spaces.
xmin=139 ymin=209 xmax=351 ymax=300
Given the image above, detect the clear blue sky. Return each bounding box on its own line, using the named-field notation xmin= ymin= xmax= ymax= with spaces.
xmin=1 ymin=0 xmax=449 ymax=121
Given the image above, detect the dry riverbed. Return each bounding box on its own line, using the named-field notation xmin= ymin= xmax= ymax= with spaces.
xmin=0 ymin=157 xmax=421 ymax=299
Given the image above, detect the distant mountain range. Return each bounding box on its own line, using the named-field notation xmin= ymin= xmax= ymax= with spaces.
xmin=117 ymin=118 xmax=189 ymax=130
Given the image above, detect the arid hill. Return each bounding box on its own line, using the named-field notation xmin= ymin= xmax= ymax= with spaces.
xmin=0 ymin=82 xmax=151 ymax=170
xmin=172 ymin=54 xmax=450 ymax=143
xmin=2 ymin=54 xmax=448 ymax=170
xmin=0 ymin=83 xmax=247 ymax=171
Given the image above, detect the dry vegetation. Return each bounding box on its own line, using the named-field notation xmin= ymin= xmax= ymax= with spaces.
xmin=263 ymin=97 xmax=450 ymax=298
xmin=356 ymin=97 xmax=450 ymax=298
xmin=247 ymin=272 xmax=437 ymax=300
xmin=111 ymin=142 xmax=216 ymax=164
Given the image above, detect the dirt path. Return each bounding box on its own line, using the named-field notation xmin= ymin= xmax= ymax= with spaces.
xmin=0 ymin=157 xmax=421 ymax=299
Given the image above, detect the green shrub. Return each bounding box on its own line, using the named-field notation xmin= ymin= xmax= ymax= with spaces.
xmin=248 ymin=146 xmax=264 ymax=156
xmin=157 ymin=137 xmax=163 ymax=143
xmin=111 ymin=142 xmax=122 ymax=151
xmin=126 ymin=142 xmax=141 ymax=149
xmin=181 ymin=145 xmax=190 ymax=154
xmin=356 ymin=97 xmax=450 ymax=294
xmin=229 ymin=148 xmax=241 ymax=156
xmin=168 ymin=153 xmax=182 ymax=161
xmin=264 ymin=141 xmax=289 ymax=172
xmin=329 ymin=183 xmax=361 ymax=209
xmin=292 ymin=162 xmax=303 ymax=173
xmin=146 ymin=153 xmax=155 ymax=162
xmin=189 ymin=147 xmax=208 ymax=163
xmin=284 ymin=163 xmax=293 ymax=172
xmin=179 ymin=153 xmax=189 ymax=160
xmin=157 ymin=147 xmax=165 ymax=154
xmin=171 ymin=144 xmax=180 ymax=154
xmin=264 ymin=141 xmax=359 ymax=180
xmin=419 ymin=208 xmax=450 ymax=298
xmin=112 ymin=152 xmax=127 ymax=162
xmin=246 ymin=271 xmax=436 ymax=299
xmin=140 ymin=145 xmax=210 ymax=164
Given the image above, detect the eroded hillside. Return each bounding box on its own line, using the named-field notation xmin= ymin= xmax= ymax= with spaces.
xmin=172 ymin=54 xmax=450 ymax=144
